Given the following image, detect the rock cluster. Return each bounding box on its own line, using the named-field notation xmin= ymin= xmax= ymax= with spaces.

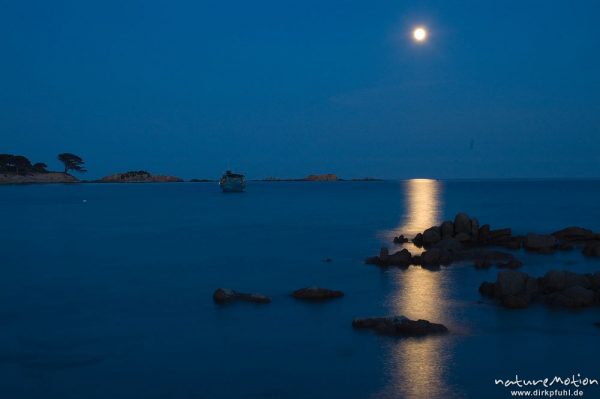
xmin=393 ymin=235 xmax=409 ymax=244
xmin=352 ymin=316 xmax=448 ymax=336
xmin=291 ymin=287 xmax=344 ymax=300
xmin=479 ymin=270 xmax=600 ymax=309
xmin=407 ymin=213 xmax=600 ymax=258
xmin=365 ymin=245 xmax=521 ymax=269
xmin=212 ymin=288 xmax=271 ymax=304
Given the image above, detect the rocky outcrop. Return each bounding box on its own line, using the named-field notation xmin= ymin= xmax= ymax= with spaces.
xmin=365 ymin=248 xmax=413 ymax=267
xmin=98 ymin=171 xmax=183 ymax=183
xmin=393 ymin=235 xmax=409 ymax=244
xmin=479 ymin=270 xmax=600 ymax=309
xmin=352 ymin=316 xmax=448 ymax=336
xmin=399 ymin=213 xmax=600 ymax=257
xmin=408 ymin=213 xmax=523 ymax=250
xmin=366 ymin=245 xmax=520 ymax=270
xmin=212 ymin=288 xmax=271 ymax=304
xmin=552 ymin=227 xmax=597 ymax=242
xmin=0 ymin=172 xmax=78 ymax=184
xmin=524 ymin=233 xmax=559 ymax=253
xmin=291 ymin=287 xmax=344 ymax=300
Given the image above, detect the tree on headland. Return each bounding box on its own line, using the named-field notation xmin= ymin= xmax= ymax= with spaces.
xmin=57 ymin=153 xmax=87 ymax=174
xmin=0 ymin=154 xmax=33 ymax=175
xmin=33 ymin=162 xmax=48 ymax=173
xmin=12 ymin=156 xmax=33 ymax=175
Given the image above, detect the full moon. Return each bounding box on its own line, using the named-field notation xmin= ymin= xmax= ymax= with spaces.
xmin=413 ymin=27 xmax=427 ymax=42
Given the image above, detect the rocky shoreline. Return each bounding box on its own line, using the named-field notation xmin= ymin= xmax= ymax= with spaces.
xmin=0 ymin=172 xmax=78 ymax=184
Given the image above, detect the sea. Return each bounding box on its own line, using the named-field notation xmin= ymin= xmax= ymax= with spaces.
xmin=1 ymin=179 xmax=599 ymax=399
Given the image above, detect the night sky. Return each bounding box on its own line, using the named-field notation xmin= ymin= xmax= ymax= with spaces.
xmin=2 ymin=0 xmax=599 ymax=179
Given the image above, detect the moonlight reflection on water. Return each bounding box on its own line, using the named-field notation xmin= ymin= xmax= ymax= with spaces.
xmin=378 ymin=179 xmax=458 ymax=399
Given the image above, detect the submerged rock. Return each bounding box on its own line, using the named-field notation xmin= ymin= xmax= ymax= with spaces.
xmin=352 ymin=316 xmax=448 ymax=336
xmin=212 ymin=288 xmax=271 ymax=304
xmin=292 ymin=287 xmax=344 ymax=300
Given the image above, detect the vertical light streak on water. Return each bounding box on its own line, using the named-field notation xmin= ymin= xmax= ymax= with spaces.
xmin=377 ymin=179 xmax=457 ymax=399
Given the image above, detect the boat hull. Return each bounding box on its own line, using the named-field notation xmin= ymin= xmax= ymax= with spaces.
xmin=219 ymin=178 xmax=245 ymax=192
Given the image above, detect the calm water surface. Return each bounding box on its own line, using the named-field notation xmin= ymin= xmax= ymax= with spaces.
xmin=1 ymin=180 xmax=600 ymax=399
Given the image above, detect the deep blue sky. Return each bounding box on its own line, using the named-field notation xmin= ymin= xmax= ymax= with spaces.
xmin=1 ymin=0 xmax=599 ymax=179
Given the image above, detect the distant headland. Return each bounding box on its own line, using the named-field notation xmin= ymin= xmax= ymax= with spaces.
xmin=259 ymin=174 xmax=381 ymax=182
xmin=1 ymin=153 xmax=380 ymax=184
xmin=97 ymin=171 xmax=182 ymax=183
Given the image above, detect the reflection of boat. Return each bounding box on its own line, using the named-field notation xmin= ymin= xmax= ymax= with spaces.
xmin=219 ymin=170 xmax=245 ymax=192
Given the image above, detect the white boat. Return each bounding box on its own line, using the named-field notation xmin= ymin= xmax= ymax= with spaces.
xmin=219 ymin=170 xmax=245 ymax=192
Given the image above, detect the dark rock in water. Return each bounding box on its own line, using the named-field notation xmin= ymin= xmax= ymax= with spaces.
xmin=393 ymin=235 xmax=409 ymax=244
xmin=365 ymin=247 xmax=412 ymax=267
xmin=440 ymin=221 xmax=454 ymax=239
xmin=412 ymin=233 xmax=424 ymax=248
xmin=292 ymin=287 xmax=344 ymax=300
xmin=432 ymin=238 xmax=463 ymax=251
xmin=478 ymin=224 xmax=491 ymax=241
xmin=480 ymin=269 xmax=600 ymax=309
xmin=454 ymin=212 xmax=472 ymax=235
xmin=422 ymin=226 xmax=442 ymax=247
xmin=485 ymin=228 xmax=513 ymax=244
xmin=388 ymin=249 xmax=413 ymax=266
xmin=496 ymin=270 xmax=529 ymax=297
xmin=454 ymin=232 xmax=471 ymax=242
xmin=352 ymin=316 xmax=448 ymax=336
xmin=582 ymin=241 xmax=600 ymax=257
xmin=213 ymin=288 xmax=271 ymax=304
xmin=524 ymin=233 xmax=558 ymax=253
xmin=552 ymin=227 xmax=596 ymax=242
xmin=470 ymin=218 xmax=480 ymax=240
xmin=420 ymin=248 xmax=453 ymax=267
xmin=540 ymin=270 xmax=592 ymax=292
xmin=546 ymin=286 xmax=595 ymax=308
